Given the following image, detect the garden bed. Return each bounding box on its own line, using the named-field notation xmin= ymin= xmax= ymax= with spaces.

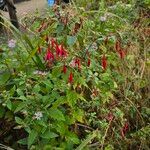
xmin=0 ymin=0 xmax=149 ymax=149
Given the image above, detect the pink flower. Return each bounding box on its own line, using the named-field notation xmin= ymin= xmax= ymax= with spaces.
xmin=45 ymin=47 xmax=54 ymax=62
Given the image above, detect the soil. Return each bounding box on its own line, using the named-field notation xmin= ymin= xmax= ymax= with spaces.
xmin=1 ymin=0 xmax=47 ymax=19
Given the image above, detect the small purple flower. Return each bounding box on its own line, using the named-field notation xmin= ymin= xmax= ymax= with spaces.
xmin=8 ymin=39 xmax=16 ymax=48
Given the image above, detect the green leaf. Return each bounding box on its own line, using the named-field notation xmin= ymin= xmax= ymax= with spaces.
xmin=9 ymin=86 xmax=16 ymax=95
xmin=28 ymin=130 xmax=38 ymax=148
xmin=52 ymin=66 xmax=61 ymax=77
xmin=67 ymin=132 xmax=80 ymax=144
xmin=67 ymin=36 xmax=77 ymax=46
xmin=41 ymin=131 xmax=59 ymax=139
xmin=104 ymin=144 xmax=114 ymax=150
xmin=14 ymin=102 xmax=26 ymax=113
xmin=33 ymin=84 xmax=41 ymax=93
xmin=17 ymin=138 xmax=27 ymax=145
xmin=73 ymin=109 xmax=84 ymax=123
xmin=17 ymin=89 xmax=24 ymax=96
xmin=6 ymin=100 xmax=12 ymax=110
xmin=75 ymin=130 xmax=98 ymax=150
xmin=49 ymin=108 xmax=65 ymax=121
xmin=52 ymin=97 xmax=66 ymax=109
xmin=15 ymin=117 xmax=24 ymax=124
xmin=0 ymin=71 xmax=10 ymax=85
xmin=20 ymin=34 xmax=45 ymax=70
xmin=67 ymin=90 xmax=78 ymax=107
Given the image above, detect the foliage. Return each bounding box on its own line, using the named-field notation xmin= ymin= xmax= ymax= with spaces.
xmin=0 ymin=0 xmax=149 ymax=149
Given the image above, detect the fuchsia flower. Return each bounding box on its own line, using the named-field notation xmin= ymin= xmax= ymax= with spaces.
xmin=101 ymin=55 xmax=107 ymax=70
xmin=115 ymin=40 xmax=126 ymax=59
xmin=56 ymin=44 xmax=67 ymax=57
xmin=74 ymin=58 xmax=81 ymax=70
xmin=68 ymin=72 xmax=73 ymax=83
xmin=51 ymin=38 xmax=57 ymax=48
xmin=87 ymin=58 xmax=91 ymax=67
xmin=45 ymin=46 xmax=54 ymax=62
xmin=118 ymin=49 xmax=125 ymax=59
xmin=62 ymin=64 xmax=67 ymax=74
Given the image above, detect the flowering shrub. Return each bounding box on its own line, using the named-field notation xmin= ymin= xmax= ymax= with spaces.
xmin=0 ymin=0 xmax=149 ymax=149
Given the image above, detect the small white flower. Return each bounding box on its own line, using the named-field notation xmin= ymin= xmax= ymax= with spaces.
xmin=100 ymin=16 xmax=107 ymax=22
xmin=34 ymin=111 xmax=43 ymax=120
xmin=8 ymin=39 xmax=16 ymax=48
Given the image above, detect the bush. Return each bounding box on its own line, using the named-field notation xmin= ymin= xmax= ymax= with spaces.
xmin=0 ymin=1 xmax=149 ymax=149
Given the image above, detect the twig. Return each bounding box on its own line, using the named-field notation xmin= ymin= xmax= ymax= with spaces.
xmin=76 ymin=123 xmax=94 ymax=131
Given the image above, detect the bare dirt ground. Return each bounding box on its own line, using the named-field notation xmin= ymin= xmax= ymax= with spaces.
xmin=1 ymin=0 xmax=47 ymax=20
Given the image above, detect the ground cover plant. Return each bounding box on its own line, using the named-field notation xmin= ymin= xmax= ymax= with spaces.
xmin=0 ymin=0 xmax=149 ymax=149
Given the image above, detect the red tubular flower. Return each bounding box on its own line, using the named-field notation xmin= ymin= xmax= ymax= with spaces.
xmin=101 ymin=55 xmax=107 ymax=70
xmin=37 ymin=45 xmax=41 ymax=54
xmin=75 ymin=58 xmax=81 ymax=70
xmin=118 ymin=49 xmax=125 ymax=59
xmin=51 ymin=38 xmax=57 ymax=48
xmin=62 ymin=64 xmax=67 ymax=74
xmin=87 ymin=58 xmax=91 ymax=67
xmin=56 ymin=44 xmax=61 ymax=56
xmin=68 ymin=72 xmax=73 ymax=83
xmin=56 ymin=44 xmax=67 ymax=58
xmin=45 ymin=47 xmax=54 ymax=62
xmin=60 ymin=45 xmax=67 ymax=57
